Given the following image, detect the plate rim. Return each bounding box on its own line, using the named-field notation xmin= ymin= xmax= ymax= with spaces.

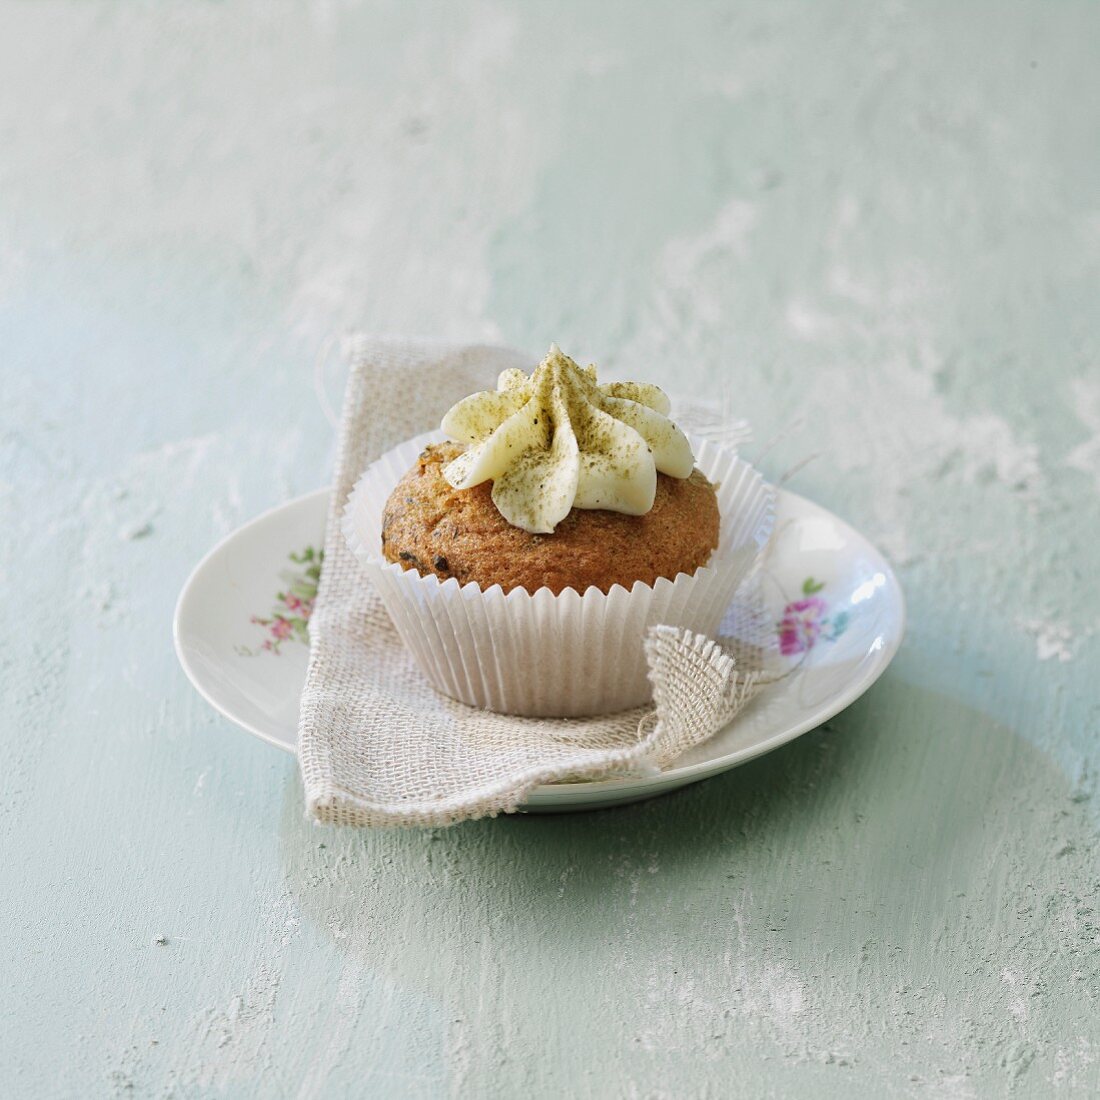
xmin=173 ymin=487 xmax=906 ymax=800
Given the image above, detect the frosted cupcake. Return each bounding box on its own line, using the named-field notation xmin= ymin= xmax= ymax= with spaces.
xmin=343 ymin=346 xmax=773 ymax=717
xmin=381 ymin=345 xmax=720 ymax=594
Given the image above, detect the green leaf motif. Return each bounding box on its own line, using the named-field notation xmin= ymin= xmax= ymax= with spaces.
xmin=289 ymin=545 xmax=323 ymax=565
xmin=803 ymin=577 xmax=826 ymax=595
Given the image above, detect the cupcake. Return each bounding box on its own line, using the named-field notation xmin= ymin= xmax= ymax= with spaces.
xmin=381 ymin=442 xmax=719 ymax=595
xmin=343 ymin=345 xmax=773 ymax=717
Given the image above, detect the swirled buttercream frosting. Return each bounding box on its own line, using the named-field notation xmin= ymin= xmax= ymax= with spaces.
xmin=440 ymin=345 xmax=695 ymax=533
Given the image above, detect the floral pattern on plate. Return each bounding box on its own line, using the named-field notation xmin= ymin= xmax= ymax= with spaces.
xmin=239 ymin=546 xmax=322 ymax=655
xmin=778 ymin=576 xmax=850 ymax=656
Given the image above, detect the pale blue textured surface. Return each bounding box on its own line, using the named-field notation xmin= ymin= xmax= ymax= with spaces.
xmin=2 ymin=3 xmax=1099 ymax=1096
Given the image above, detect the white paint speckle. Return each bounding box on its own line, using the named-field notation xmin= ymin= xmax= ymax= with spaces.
xmin=1066 ymin=376 xmax=1100 ymax=494
xmin=1018 ymin=618 xmax=1078 ymax=663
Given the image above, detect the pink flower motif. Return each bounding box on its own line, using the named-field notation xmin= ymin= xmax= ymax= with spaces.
xmin=778 ymin=596 xmax=828 ymax=656
xmin=241 ymin=544 xmax=323 ymax=657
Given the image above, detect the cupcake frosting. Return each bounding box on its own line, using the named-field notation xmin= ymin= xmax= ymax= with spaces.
xmin=440 ymin=344 xmax=695 ymax=533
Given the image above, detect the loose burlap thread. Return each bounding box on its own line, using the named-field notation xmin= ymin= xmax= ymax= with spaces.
xmin=298 ymin=339 xmax=776 ymax=827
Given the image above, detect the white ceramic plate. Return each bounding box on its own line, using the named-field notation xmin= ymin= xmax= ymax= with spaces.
xmin=174 ymin=488 xmax=904 ymax=812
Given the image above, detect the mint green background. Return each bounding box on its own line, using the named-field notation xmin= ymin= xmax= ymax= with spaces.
xmin=3 ymin=3 xmax=1099 ymax=1096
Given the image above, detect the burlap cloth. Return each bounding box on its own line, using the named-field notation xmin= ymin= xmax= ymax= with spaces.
xmin=298 ymin=339 xmax=776 ymax=826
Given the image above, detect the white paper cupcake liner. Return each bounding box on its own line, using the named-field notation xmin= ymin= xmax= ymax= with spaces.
xmin=342 ymin=430 xmax=775 ymax=718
